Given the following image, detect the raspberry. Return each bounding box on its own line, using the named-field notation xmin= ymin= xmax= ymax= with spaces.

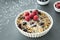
xmin=29 ymin=14 xmax=34 ymax=19
xmin=25 ymin=16 xmax=30 ymax=21
xmin=55 ymin=3 xmax=60 ymax=9
xmin=24 ymin=12 xmax=29 ymax=16
xmin=32 ymin=10 xmax=38 ymax=15
xmin=33 ymin=15 xmax=38 ymax=21
xmin=57 ymin=4 xmax=60 ymax=8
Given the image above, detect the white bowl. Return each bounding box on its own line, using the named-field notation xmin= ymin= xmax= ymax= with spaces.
xmin=37 ymin=0 xmax=50 ymax=5
xmin=15 ymin=9 xmax=53 ymax=38
xmin=54 ymin=1 xmax=60 ymax=12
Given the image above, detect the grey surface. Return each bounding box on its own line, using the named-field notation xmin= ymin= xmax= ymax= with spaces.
xmin=0 ymin=0 xmax=60 ymax=40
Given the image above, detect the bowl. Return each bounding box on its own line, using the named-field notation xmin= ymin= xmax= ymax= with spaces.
xmin=37 ymin=0 xmax=50 ymax=5
xmin=54 ymin=1 xmax=60 ymax=12
xmin=15 ymin=9 xmax=53 ymax=38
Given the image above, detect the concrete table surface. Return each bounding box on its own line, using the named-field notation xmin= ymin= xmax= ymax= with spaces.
xmin=0 ymin=0 xmax=60 ymax=40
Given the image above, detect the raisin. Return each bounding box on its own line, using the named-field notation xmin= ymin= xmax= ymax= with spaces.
xmin=23 ymin=22 xmax=27 ymax=25
xmin=30 ymin=22 xmax=34 ymax=25
xmin=38 ymin=12 xmax=41 ymax=15
xmin=39 ymin=22 xmax=45 ymax=28
xmin=40 ymin=22 xmax=44 ymax=25
xmin=32 ymin=25 xmax=36 ymax=27
xmin=23 ymin=29 xmax=27 ymax=32
xmin=30 ymin=11 xmax=32 ymax=13
xmin=18 ymin=24 xmax=22 ymax=29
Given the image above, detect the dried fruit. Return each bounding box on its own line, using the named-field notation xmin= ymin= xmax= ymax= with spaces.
xmin=30 ymin=11 xmax=32 ymax=13
xmin=18 ymin=24 xmax=22 ymax=29
xmin=23 ymin=22 xmax=27 ymax=25
xmin=30 ymin=22 xmax=34 ymax=25
xmin=23 ymin=29 xmax=27 ymax=32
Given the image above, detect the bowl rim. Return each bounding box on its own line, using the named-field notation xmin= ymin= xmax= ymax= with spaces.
xmin=54 ymin=1 xmax=60 ymax=10
xmin=37 ymin=0 xmax=50 ymax=5
xmin=15 ymin=9 xmax=53 ymax=34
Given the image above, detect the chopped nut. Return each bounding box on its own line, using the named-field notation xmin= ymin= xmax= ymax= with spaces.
xmin=38 ymin=28 xmax=43 ymax=32
xmin=27 ymin=30 xmax=32 ymax=33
